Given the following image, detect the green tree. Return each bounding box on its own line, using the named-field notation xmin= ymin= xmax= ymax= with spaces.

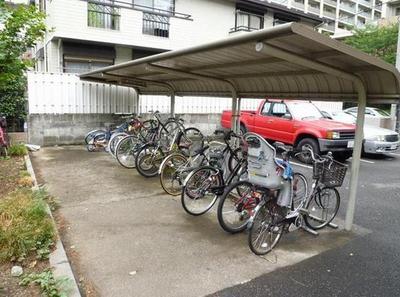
xmin=344 ymin=23 xmax=398 ymax=65
xmin=0 ymin=2 xmax=47 ymax=130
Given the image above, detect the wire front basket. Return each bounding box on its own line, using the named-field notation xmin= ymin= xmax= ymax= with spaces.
xmin=313 ymin=160 xmax=347 ymax=187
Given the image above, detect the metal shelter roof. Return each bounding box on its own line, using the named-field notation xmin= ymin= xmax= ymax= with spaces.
xmin=80 ymin=22 xmax=400 ymax=103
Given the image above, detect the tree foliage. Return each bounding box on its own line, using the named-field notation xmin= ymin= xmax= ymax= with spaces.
xmin=0 ymin=2 xmax=46 ymax=124
xmin=344 ymin=23 xmax=398 ymax=65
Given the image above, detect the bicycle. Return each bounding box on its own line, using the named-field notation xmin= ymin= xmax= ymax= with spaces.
xmin=158 ymin=133 xmax=227 ymax=196
xmin=180 ymin=130 xmax=247 ymax=216
xmin=247 ymin=142 xmax=345 ymax=255
xmin=135 ymin=114 xmax=204 ymax=177
xmin=217 ymin=133 xmax=308 ymax=234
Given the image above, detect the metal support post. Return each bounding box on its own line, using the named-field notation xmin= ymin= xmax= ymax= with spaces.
xmin=170 ymin=93 xmax=176 ymax=117
xmin=236 ymin=97 xmax=242 ymax=135
xmin=231 ymin=96 xmax=237 ymax=133
xmin=345 ymin=81 xmax=367 ymax=231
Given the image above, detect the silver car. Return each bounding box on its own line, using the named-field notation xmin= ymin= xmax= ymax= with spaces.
xmin=326 ymin=111 xmax=399 ymax=154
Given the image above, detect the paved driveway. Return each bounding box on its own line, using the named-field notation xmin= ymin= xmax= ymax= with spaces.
xmin=31 ymin=146 xmax=363 ymax=297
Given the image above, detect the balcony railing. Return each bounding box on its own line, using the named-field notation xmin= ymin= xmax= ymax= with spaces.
xmin=292 ymin=0 xmax=305 ymax=9
xmin=308 ymin=5 xmax=321 ymax=15
xmin=143 ymin=13 xmax=170 ymax=38
xmin=323 ymin=0 xmax=337 ymax=8
xmin=88 ymin=1 xmax=120 ymax=30
xmin=271 ymin=0 xmax=289 ymax=5
xmin=230 ymin=10 xmax=264 ymax=33
xmin=339 ymin=15 xmax=355 ymax=25
xmin=358 ymin=0 xmax=372 ymax=8
xmin=359 ymin=10 xmax=372 ymax=17
xmin=340 ymin=3 xmax=356 ymax=13
xmin=323 ymin=10 xmax=336 ymax=19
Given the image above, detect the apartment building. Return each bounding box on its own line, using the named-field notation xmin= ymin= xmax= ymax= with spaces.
xmin=31 ymin=0 xmax=324 ymax=74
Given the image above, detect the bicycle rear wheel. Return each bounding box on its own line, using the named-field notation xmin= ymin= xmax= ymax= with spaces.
xmin=217 ymin=181 xmax=260 ymax=234
xmin=304 ymin=187 xmax=340 ymax=230
xmin=181 ymin=166 xmax=222 ymax=216
xmin=115 ymin=135 xmax=141 ymax=168
xmin=177 ymin=127 xmax=204 ymax=157
xmin=135 ymin=144 xmax=165 ymax=177
xmin=291 ymin=173 xmax=308 ymax=212
xmin=248 ymin=201 xmax=284 ymax=255
xmin=159 ymin=153 xmax=188 ymax=196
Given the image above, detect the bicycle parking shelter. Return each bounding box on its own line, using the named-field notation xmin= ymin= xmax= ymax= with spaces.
xmin=80 ymin=22 xmax=400 ymax=231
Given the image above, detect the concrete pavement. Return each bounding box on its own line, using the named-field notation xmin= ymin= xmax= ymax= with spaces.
xmin=31 ymin=146 xmax=365 ymax=297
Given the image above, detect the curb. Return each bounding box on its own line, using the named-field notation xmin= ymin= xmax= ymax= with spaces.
xmin=24 ymin=154 xmax=82 ymax=297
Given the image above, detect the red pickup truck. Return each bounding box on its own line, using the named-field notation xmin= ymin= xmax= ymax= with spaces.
xmin=221 ymin=100 xmax=356 ymax=163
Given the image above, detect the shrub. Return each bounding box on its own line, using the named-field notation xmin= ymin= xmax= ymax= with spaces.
xmin=8 ymin=144 xmax=28 ymax=157
xmin=0 ymin=189 xmax=56 ymax=262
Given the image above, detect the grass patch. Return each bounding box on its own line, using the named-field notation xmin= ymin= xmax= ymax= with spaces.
xmin=20 ymin=269 xmax=71 ymax=297
xmin=0 ymin=189 xmax=56 ymax=262
xmin=8 ymin=144 xmax=28 ymax=157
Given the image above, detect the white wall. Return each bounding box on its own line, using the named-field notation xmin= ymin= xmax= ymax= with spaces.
xmin=27 ymin=72 xmax=137 ymax=114
xmin=44 ymin=0 xmax=235 ymax=51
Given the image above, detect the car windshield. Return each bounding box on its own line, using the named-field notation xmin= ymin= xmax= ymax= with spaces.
xmin=332 ymin=111 xmax=356 ymax=124
xmin=288 ymin=102 xmax=323 ymax=120
xmin=374 ymin=109 xmax=390 ymax=116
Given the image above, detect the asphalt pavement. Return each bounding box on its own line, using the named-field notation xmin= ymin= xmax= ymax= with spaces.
xmin=209 ymin=152 xmax=400 ymax=297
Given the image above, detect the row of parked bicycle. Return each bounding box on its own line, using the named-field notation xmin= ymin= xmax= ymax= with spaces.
xmin=84 ymin=112 xmax=347 ymax=255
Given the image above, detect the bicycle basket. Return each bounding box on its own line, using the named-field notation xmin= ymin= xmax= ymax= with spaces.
xmin=314 ymin=160 xmax=347 ymax=187
xmin=207 ymin=141 xmax=226 ymax=168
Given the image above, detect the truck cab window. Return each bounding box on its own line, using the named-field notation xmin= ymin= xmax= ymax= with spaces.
xmin=271 ymin=103 xmax=289 ymax=118
xmin=261 ymin=102 xmax=271 ymax=115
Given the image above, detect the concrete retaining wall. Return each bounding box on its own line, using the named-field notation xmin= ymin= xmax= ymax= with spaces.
xmin=27 ymin=114 xmax=124 ymax=146
xmin=27 ymin=113 xmax=223 ymax=146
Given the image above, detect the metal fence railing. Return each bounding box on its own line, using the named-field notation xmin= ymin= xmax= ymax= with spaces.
xmin=142 ymin=13 xmax=170 ymax=37
xmin=88 ymin=1 xmax=120 ymax=30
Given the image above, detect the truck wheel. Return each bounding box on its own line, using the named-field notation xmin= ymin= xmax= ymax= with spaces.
xmin=296 ymin=138 xmax=320 ymax=164
xmin=240 ymin=124 xmax=247 ymax=136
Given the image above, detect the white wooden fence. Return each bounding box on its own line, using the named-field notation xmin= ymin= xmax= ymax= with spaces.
xmin=27 ymin=72 xmax=342 ymax=114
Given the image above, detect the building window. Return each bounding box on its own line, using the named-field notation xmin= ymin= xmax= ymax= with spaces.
xmin=88 ymin=0 xmax=120 ymax=30
xmin=231 ymin=10 xmax=264 ymax=33
xmin=134 ymin=0 xmax=175 ymax=13
xmin=143 ymin=13 xmax=170 ymax=37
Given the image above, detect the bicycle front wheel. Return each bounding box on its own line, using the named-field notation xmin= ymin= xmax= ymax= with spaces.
xmin=115 ymin=135 xmax=141 ymax=168
xmin=248 ymin=201 xmax=284 ymax=255
xmin=217 ymin=181 xmax=260 ymax=234
xmin=159 ymin=153 xmax=188 ymax=196
xmin=304 ymin=187 xmax=340 ymax=230
xmin=181 ymin=166 xmax=222 ymax=216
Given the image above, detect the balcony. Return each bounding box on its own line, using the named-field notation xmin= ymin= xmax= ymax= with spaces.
xmin=324 ymin=0 xmax=337 ymax=8
xmin=339 ymin=15 xmax=355 ymax=25
xmin=292 ymin=0 xmax=305 ymax=10
xmin=359 ymin=10 xmax=372 ymax=18
xmin=340 ymin=2 xmax=356 ymax=13
xmin=358 ymin=0 xmax=372 ymax=8
xmin=308 ymin=5 xmax=321 ymax=15
xmin=230 ymin=10 xmax=264 ymax=33
xmin=271 ymin=0 xmax=289 ymax=6
xmin=375 ymin=4 xmax=382 ymax=11
xmin=323 ymin=10 xmax=337 ymax=19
